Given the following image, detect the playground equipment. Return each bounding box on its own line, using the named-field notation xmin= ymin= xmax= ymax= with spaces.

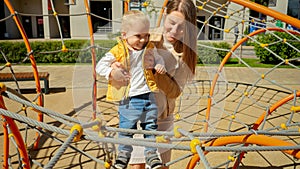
xmin=0 ymin=0 xmax=300 ymax=168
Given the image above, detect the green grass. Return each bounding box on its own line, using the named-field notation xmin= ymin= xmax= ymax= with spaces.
xmin=225 ymin=58 xmax=275 ymax=68
xmin=199 ymin=58 xmax=297 ymax=68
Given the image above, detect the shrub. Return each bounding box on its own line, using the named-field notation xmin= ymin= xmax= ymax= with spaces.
xmin=197 ymin=42 xmax=231 ymax=64
xmin=212 ymin=42 xmax=231 ymax=59
xmin=254 ymin=32 xmax=300 ymax=64
xmin=0 ymin=41 xmax=26 ymax=63
xmin=0 ymin=40 xmax=117 ymax=64
xmin=198 ymin=42 xmax=220 ymax=64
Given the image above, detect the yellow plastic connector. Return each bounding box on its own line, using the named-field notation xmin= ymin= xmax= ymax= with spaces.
xmin=213 ymin=11 xmax=217 ymax=15
xmin=291 ymin=106 xmax=300 ymax=113
xmin=204 ymin=21 xmax=208 ymax=25
xmin=70 ymin=124 xmax=83 ymax=142
xmin=231 ymin=115 xmax=235 ymax=119
xmin=251 ymin=19 xmax=255 ymax=23
xmin=224 ymin=15 xmax=230 ymax=19
xmin=244 ymin=92 xmax=248 ymax=96
xmin=5 ymin=62 xmax=11 ymax=67
xmin=98 ymin=131 xmax=105 ymax=138
xmin=22 ymin=106 xmax=27 ymax=111
xmin=30 ymin=102 xmax=38 ymax=110
xmin=175 ymin=113 xmax=181 ymax=120
xmin=261 ymin=74 xmax=265 ymax=79
xmin=283 ymin=38 xmax=287 ymax=43
xmin=285 ymin=59 xmax=289 ymax=64
xmin=260 ymin=44 xmax=268 ymax=48
xmin=156 ymin=135 xmax=169 ymax=143
xmin=241 ymin=20 xmax=245 ymax=24
xmin=224 ymin=29 xmax=230 ymax=33
xmin=280 ymin=123 xmax=288 ymax=130
xmin=91 ymin=118 xmax=105 ymax=138
xmin=0 ymin=83 xmax=7 ymax=94
xmin=91 ymin=118 xmax=102 ymax=131
xmin=8 ymin=133 xmax=14 ymax=138
xmin=53 ymin=11 xmax=57 ymax=16
xmin=174 ymin=126 xmax=182 ymax=138
xmin=61 ymin=45 xmax=68 ymax=52
xmin=190 ymin=138 xmax=201 ymax=154
xmin=142 ymin=2 xmax=149 ymax=7
xmin=104 ymin=161 xmax=111 ymax=169
xmin=197 ymin=6 xmax=203 ymax=10
xmin=228 ymin=155 xmax=235 ymax=162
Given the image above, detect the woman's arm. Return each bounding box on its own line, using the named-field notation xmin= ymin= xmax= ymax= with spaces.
xmin=154 ymin=72 xmax=181 ymax=98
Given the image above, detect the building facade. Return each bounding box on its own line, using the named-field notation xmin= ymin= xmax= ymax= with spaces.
xmin=0 ymin=0 xmax=298 ymax=41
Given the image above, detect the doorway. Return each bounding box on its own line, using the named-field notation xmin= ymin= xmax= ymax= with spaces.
xmin=91 ymin=1 xmax=112 ymax=33
xmin=197 ymin=16 xmax=205 ymax=40
xmin=59 ymin=16 xmax=70 ymax=38
xmin=22 ymin=16 xmax=33 ymax=38
xmin=36 ymin=16 xmax=44 ymax=38
xmin=209 ymin=16 xmax=224 ymax=40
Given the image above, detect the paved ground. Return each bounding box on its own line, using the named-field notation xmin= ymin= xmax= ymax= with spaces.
xmin=0 ymin=65 xmax=300 ymax=169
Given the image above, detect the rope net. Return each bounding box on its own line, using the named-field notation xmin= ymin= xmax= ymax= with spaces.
xmin=0 ymin=0 xmax=299 ymax=168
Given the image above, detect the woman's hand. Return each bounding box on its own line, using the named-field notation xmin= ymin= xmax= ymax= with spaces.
xmin=154 ymin=64 xmax=167 ymax=74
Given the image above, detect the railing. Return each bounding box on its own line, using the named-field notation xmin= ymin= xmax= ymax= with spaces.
xmin=96 ymin=26 xmax=112 ymax=33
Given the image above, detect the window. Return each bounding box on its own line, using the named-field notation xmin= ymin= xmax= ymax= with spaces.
xmin=288 ymin=0 xmax=300 ymax=19
xmin=129 ymin=0 xmax=146 ymax=11
xmin=269 ymin=0 xmax=276 ymax=7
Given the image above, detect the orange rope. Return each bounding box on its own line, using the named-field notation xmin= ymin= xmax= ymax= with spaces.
xmin=4 ymin=0 xmax=44 ymax=150
xmin=0 ymin=96 xmax=31 ymax=169
xmin=230 ymin=0 xmax=300 ymax=29
xmin=156 ymin=0 xmax=169 ymax=27
xmin=186 ymin=134 xmax=300 ymax=169
xmin=205 ymin=28 xmax=300 ymax=132
xmin=84 ymin=0 xmax=97 ymax=120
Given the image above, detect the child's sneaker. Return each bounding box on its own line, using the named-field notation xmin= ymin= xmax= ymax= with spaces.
xmin=145 ymin=152 xmax=163 ymax=169
xmin=114 ymin=154 xmax=130 ymax=169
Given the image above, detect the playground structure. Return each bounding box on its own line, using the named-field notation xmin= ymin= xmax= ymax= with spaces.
xmin=0 ymin=0 xmax=300 ymax=169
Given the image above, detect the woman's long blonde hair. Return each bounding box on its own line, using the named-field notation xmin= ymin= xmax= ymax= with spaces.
xmin=166 ymin=0 xmax=197 ymax=74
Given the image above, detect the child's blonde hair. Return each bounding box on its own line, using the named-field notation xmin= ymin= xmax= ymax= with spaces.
xmin=121 ymin=10 xmax=150 ymax=33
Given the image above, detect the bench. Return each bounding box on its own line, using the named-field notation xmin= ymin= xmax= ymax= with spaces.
xmin=0 ymin=72 xmax=50 ymax=94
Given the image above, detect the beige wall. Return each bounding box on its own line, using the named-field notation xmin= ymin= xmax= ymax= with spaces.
xmin=49 ymin=2 xmax=69 ymax=38
xmin=4 ymin=0 xmax=21 ymax=38
xmin=111 ymin=0 xmax=122 ymax=33
xmin=42 ymin=0 xmax=50 ymax=39
xmin=224 ymin=2 xmax=250 ymax=42
xmin=4 ymin=0 xmax=70 ymax=39
xmin=69 ymin=0 xmax=89 ymax=39
xmin=2 ymin=0 xmax=291 ymax=40
xmin=266 ymin=1 xmax=288 ymax=28
xmin=70 ymin=0 xmax=123 ymax=39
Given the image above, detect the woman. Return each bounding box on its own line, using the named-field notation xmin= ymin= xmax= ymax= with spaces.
xmin=128 ymin=0 xmax=198 ymax=168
